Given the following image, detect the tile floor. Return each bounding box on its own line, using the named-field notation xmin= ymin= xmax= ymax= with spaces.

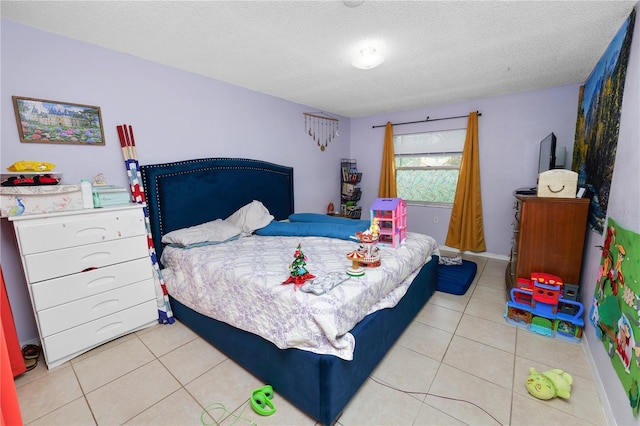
xmin=14 ymin=254 xmax=607 ymax=425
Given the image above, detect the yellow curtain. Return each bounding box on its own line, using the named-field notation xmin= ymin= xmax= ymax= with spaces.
xmin=378 ymin=122 xmax=397 ymax=198
xmin=445 ymin=112 xmax=486 ymax=252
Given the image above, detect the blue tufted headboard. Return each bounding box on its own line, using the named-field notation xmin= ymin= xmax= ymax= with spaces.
xmin=140 ymin=158 xmax=294 ymax=265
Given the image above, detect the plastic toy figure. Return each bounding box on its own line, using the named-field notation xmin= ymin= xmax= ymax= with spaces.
xmin=283 ymin=243 xmax=316 ymax=287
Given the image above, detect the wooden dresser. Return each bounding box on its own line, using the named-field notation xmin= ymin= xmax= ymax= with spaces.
xmin=506 ymin=194 xmax=589 ymax=295
xmin=9 ymin=204 xmax=157 ymax=369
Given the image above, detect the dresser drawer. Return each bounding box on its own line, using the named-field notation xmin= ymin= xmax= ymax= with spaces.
xmin=15 ymin=208 xmax=146 ymax=255
xmin=31 ymin=257 xmax=153 ymax=310
xmin=38 ymin=279 xmax=155 ymax=337
xmin=42 ymin=300 xmax=157 ymax=368
xmin=24 ymin=235 xmax=149 ymax=283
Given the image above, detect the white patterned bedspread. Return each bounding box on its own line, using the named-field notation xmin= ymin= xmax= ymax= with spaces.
xmin=161 ymin=232 xmax=438 ymax=360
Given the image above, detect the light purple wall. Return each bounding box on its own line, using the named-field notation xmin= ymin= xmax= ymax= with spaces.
xmin=1 ymin=20 xmax=349 ymax=342
xmin=352 ymin=12 xmax=639 ymax=420
xmin=350 ymin=85 xmax=581 ymax=255
xmin=581 ymin=6 xmax=640 ymax=425
xmin=3 ymin=12 xmax=639 ymax=422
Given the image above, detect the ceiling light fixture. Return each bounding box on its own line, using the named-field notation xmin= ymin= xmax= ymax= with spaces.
xmin=343 ymin=1 xmax=364 ymax=7
xmin=351 ymin=44 xmax=385 ymax=70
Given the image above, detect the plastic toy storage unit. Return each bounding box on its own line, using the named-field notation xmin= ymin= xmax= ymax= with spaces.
xmin=370 ymin=198 xmax=407 ymax=247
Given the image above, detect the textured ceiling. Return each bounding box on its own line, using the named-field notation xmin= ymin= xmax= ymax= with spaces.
xmin=1 ymin=1 xmax=636 ymax=117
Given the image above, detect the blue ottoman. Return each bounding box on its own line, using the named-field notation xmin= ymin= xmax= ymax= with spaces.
xmin=437 ymin=260 xmax=477 ymax=295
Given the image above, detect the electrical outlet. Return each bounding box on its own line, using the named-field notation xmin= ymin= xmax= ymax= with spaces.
xmin=433 ymin=216 xmax=439 ymax=224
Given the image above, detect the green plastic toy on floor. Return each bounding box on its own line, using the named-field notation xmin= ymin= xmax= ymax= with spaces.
xmin=526 ymin=367 xmax=573 ymax=400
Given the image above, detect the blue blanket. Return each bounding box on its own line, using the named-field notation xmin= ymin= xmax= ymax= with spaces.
xmin=255 ymin=213 xmax=369 ymax=241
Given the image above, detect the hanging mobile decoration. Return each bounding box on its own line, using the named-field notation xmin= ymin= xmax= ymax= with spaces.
xmin=303 ymin=112 xmax=339 ymax=152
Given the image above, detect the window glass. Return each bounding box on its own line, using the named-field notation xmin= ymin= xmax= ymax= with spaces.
xmin=394 ymin=129 xmax=466 ymax=205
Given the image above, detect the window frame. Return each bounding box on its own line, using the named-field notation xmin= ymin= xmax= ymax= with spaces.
xmin=393 ymin=129 xmax=466 ymax=207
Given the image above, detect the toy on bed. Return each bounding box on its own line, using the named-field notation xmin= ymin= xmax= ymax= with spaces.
xmin=283 ymin=243 xmax=316 ymax=287
xmin=354 ymin=222 xmax=381 ymax=268
xmin=346 ymin=250 xmax=365 ymax=277
xmin=526 ymin=367 xmax=573 ymax=400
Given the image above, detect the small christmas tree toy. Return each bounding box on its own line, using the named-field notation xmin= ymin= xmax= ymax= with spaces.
xmin=283 ymin=243 xmax=316 ymax=287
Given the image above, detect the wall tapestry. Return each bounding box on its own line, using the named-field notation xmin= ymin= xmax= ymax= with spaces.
xmin=589 ymin=218 xmax=640 ymax=417
xmin=571 ymin=8 xmax=635 ymax=234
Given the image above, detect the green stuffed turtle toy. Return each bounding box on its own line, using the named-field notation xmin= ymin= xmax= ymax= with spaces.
xmin=526 ymin=367 xmax=573 ymax=400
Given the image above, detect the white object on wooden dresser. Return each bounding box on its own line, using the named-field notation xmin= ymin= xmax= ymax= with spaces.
xmin=9 ymin=204 xmax=158 ymax=369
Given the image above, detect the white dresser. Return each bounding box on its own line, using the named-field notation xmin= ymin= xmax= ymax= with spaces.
xmin=9 ymin=204 xmax=158 ymax=369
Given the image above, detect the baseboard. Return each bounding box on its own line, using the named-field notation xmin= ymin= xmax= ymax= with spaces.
xmin=582 ymin=336 xmax=615 ymax=425
xmin=439 ymin=245 xmax=509 ymax=261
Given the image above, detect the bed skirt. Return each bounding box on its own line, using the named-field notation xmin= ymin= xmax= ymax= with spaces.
xmin=169 ymin=254 xmax=438 ymax=425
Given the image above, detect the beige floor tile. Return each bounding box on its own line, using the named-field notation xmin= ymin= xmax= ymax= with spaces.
xmin=429 ymin=290 xmax=471 ymax=312
xmin=13 ymin=252 xmax=607 ymax=426
xmin=338 ymin=377 xmax=424 ymax=425
xmin=86 ymin=359 xmax=181 ymax=425
xmin=515 ymin=329 xmax=593 ymax=379
xmin=425 ymin=364 xmax=511 ymax=425
xmin=414 ymin=302 xmax=463 ymax=334
xmin=371 ymin=344 xmax=441 ymax=401
xmin=186 ymin=358 xmax=263 ymax=413
xmin=17 ymin=365 xmax=83 ymax=424
xmin=159 ymin=337 xmax=228 ymax=385
xmin=469 ymin=284 xmax=506 ymax=303
xmin=397 ymin=321 xmax=453 ymax=362
xmin=455 ymin=313 xmax=517 ymax=353
xmin=27 ymin=397 xmax=95 ymax=426
xmin=70 ymin=331 xmax=138 ymax=364
xmin=137 ymin=320 xmax=199 ymax=357
xmin=222 ymin=392 xmax=318 ymax=426
xmin=510 ymin=393 xmax=599 ymax=425
xmin=443 ymin=335 xmax=515 ymax=390
xmin=124 ymin=388 xmax=204 ymax=425
xmin=513 ymin=356 xmax=607 ymax=425
xmin=413 ymin=402 xmax=466 ymax=425
xmin=481 ymin=259 xmax=508 ymax=277
xmin=73 ymin=336 xmax=155 ymax=393
xmin=464 ymin=291 xmax=507 ymax=324
xmin=476 ymin=272 xmax=507 ymax=291
xmin=135 ymin=322 xmax=161 ymax=336
xmin=14 ymin=354 xmax=59 ymax=388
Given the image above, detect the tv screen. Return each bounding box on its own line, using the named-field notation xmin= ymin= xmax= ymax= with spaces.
xmin=538 ymin=132 xmax=557 ymax=174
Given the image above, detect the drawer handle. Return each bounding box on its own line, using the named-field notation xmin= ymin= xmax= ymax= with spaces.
xmin=76 ymin=226 xmax=108 ymax=237
xmin=92 ymin=299 xmax=120 ymax=312
xmin=81 ymin=252 xmax=111 ymax=262
xmin=96 ymin=322 xmax=123 ymax=335
xmin=87 ymin=275 xmax=117 ymax=288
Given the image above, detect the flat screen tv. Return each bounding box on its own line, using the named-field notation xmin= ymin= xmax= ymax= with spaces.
xmin=538 ymin=132 xmax=557 ymax=174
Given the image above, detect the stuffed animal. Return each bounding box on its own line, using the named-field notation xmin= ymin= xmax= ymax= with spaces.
xmin=525 ymin=367 xmax=573 ymax=400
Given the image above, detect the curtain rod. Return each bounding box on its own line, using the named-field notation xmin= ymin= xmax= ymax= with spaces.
xmin=372 ymin=111 xmax=481 ymax=129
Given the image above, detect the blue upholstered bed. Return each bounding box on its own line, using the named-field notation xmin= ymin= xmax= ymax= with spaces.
xmin=140 ymin=158 xmax=438 ymax=425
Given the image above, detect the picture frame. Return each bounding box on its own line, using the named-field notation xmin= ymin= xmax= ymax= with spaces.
xmin=12 ymin=96 xmax=105 ymax=145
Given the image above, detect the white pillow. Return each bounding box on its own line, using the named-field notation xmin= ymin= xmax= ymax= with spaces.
xmin=162 ymin=219 xmax=241 ymax=246
xmin=225 ymin=200 xmax=274 ymax=236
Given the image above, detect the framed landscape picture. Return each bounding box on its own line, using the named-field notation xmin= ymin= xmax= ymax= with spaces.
xmin=12 ymin=96 xmax=105 ymax=145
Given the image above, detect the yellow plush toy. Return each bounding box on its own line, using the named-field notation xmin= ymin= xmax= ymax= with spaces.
xmin=7 ymin=161 xmax=55 ymax=172
xmin=525 ymin=367 xmax=573 ymax=400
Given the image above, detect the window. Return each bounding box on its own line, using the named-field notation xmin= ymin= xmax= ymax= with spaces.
xmin=394 ymin=128 xmax=466 ymax=205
